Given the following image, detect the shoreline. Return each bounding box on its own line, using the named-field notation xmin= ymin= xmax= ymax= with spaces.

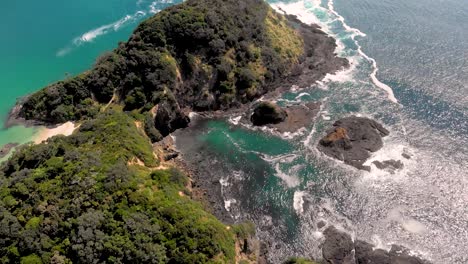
xmin=33 ymin=121 xmax=78 ymax=144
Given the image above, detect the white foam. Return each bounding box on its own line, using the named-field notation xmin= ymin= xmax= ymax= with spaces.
xmin=371 ymin=235 xmax=392 ymax=251
xmin=76 ymin=11 xmax=146 ymax=45
xmin=224 ymin=199 xmax=237 ymax=211
xmin=282 ymin=127 xmax=307 ymax=139
xmin=228 ymin=115 xmax=242 ymax=125
xmin=327 ymin=0 xmax=366 ymax=37
xmin=275 ymin=163 xmax=300 ymax=188
xmin=357 ymin=49 xmax=398 ymax=103
xmin=322 ymin=56 xmax=359 ymax=83
xmin=219 ymin=177 xmax=230 ymax=187
xmin=188 ymin=112 xmax=199 ymax=119
xmin=362 ymin=136 xmax=416 ymax=180
xmin=271 ymin=1 xmax=325 ymax=30
xmin=386 ymin=207 xmax=428 ymax=234
xmin=293 ymin=191 xmax=307 ymax=215
xmin=295 ymin=92 xmax=311 ymax=100
xmin=302 ymin=101 xmax=326 ymax=148
xmin=261 ymin=153 xmax=299 ymax=163
xmin=149 ymin=1 xmax=161 ymax=14
xmin=57 ymin=10 xmax=147 ymax=57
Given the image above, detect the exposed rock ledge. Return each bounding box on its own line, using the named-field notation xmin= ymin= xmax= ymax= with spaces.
xmin=250 ymin=101 xmax=321 ymax=133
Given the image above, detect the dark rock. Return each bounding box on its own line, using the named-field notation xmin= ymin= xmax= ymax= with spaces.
xmin=317 ymin=220 xmax=327 ymax=229
xmin=402 ymin=153 xmax=411 ymax=159
xmin=372 ymin=160 xmax=404 ymax=171
xmin=271 ymin=102 xmax=322 ymax=133
xmin=317 ymin=116 xmax=389 ymax=170
xmin=322 ymin=227 xmax=431 ymax=264
xmin=163 ymin=152 xmax=179 ymax=161
xmin=258 ymin=241 xmax=269 ymax=264
xmin=251 ymin=102 xmax=288 ymax=126
xmin=322 ymin=226 xmax=354 ymax=264
xmin=0 ymin=143 xmax=19 ymax=159
xmin=355 ymin=240 xmax=428 ymax=264
xmin=154 ymin=101 xmax=190 ymax=137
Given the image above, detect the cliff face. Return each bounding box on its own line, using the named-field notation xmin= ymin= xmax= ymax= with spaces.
xmin=16 ymin=0 xmax=346 ymax=139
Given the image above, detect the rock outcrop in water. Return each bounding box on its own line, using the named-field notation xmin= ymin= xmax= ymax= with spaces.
xmin=318 ymin=116 xmax=389 ymax=171
xmin=322 ymin=226 xmax=430 ymax=264
xmin=251 ymin=102 xmax=288 ymax=126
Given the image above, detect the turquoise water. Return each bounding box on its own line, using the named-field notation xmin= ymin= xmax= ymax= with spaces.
xmin=0 ymin=0 xmax=181 ymax=146
xmin=2 ymin=0 xmax=467 ymax=263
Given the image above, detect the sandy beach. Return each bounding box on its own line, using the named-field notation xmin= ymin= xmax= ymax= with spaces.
xmin=34 ymin=122 xmax=78 ymax=144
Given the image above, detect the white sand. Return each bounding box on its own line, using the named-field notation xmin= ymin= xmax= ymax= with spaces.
xmin=34 ymin=122 xmax=78 ymax=144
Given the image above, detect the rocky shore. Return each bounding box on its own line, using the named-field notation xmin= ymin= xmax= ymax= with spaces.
xmin=321 ymin=226 xmax=430 ymax=264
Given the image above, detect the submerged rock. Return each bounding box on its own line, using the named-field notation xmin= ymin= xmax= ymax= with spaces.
xmin=322 ymin=226 xmax=430 ymax=264
xmin=372 ymin=159 xmax=404 ymax=171
xmin=0 ymin=143 xmax=19 ymax=159
xmin=251 ymin=102 xmax=288 ymax=126
xmin=317 ymin=116 xmax=389 ymax=171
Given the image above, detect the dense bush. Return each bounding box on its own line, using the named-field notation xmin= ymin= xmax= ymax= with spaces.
xmin=18 ymin=0 xmax=304 ymax=137
xmin=0 ymin=110 xmax=236 ymax=263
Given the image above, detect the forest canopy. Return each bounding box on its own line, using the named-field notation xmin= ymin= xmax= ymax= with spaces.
xmin=18 ymin=0 xmax=305 ymax=139
xmin=0 ymin=109 xmax=242 ymax=263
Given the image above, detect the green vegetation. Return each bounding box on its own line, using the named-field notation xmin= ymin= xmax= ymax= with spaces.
xmin=19 ymin=0 xmax=305 ymax=137
xmin=265 ymin=9 xmax=304 ymax=64
xmin=0 ymin=109 xmax=237 ymax=263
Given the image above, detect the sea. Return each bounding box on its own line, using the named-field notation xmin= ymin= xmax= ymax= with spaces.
xmin=1 ymin=0 xmax=467 ymax=263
